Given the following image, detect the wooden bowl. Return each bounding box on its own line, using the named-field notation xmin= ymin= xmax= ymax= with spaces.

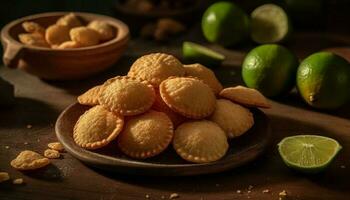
xmin=1 ymin=12 xmax=129 ymax=80
xmin=55 ymin=103 xmax=271 ymax=176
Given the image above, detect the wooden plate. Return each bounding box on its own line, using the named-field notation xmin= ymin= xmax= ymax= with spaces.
xmin=55 ymin=103 xmax=271 ymax=176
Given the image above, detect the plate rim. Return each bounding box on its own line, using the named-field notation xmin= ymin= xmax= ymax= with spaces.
xmin=55 ymin=103 xmax=271 ymax=175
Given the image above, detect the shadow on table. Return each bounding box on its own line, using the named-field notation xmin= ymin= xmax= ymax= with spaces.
xmin=23 ymin=164 xmax=64 ymax=182
xmin=0 ymin=97 xmax=59 ymax=129
xmin=276 ymin=89 xmax=350 ymax=119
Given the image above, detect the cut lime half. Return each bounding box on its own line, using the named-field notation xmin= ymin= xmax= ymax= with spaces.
xmin=278 ymin=135 xmax=342 ymax=173
xmin=182 ymin=42 xmax=225 ymax=66
xmin=251 ymin=4 xmax=291 ymax=44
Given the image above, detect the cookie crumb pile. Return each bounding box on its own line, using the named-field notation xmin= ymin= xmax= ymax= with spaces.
xmin=75 ymin=52 xmax=270 ymax=163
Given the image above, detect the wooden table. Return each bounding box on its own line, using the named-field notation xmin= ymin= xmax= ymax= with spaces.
xmin=1 ymin=32 xmax=350 ymax=200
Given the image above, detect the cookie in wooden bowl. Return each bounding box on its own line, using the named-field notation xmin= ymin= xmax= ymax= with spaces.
xmin=73 ymin=105 xmax=124 ymax=149
xmin=184 ymin=63 xmax=223 ymax=95
xmin=117 ymin=110 xmax=174 ymax=159
xmin=220 ymin=85 xmax=271 ymax=108
xmin=173 ymin=120 xmax=228 ymax=163
xmin=98 ymin=76 xmax=155 ymax=116
xmin=159 ymin=76 xmax=216 ymax=119
xmin=210 ymin=99 xmax=254 ymax=139
xmin=128 ymin=53 xmax=185 ymax=87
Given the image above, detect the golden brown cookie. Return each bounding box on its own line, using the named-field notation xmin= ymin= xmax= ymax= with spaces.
xmin=73 ymin=105 xmax=124 ymax=149
xmin=77 ymin=85 xmax=103 ymax=106
xmin=173 ymin=120 xmax=228 ymax=163
xmin=219 ymin=86 xmax=271 ymax=108
xmin=210 ymin=99 xmax=254 ymax=138
xmin=18 ymin=33 xmax=49 ymax=47
xmin=45 ymin=24 xmax=70 ymax=45
xmin=70 ymin=27 xmax=100 ymax=47
xmin=44 ymin=149 xmax=60 ymax=159
xmin=47 ymin=142 xmax=64 ymax=152
xmin=184 ymin=63 xmax=223 ymax=95
xmin=56 ymin=13 xmax=82 ymax=28
xmin=10 ymin=150 xmax=50 ymax=170
xmin=127 ymin=53 xmax=185 ymax=87
xmin=99 ymin=76 xmax=155 ymax=116
xmin=152 ymin=89 xmax=185 ymax=127
xmin=58 ymin=40 xmax=81 ymax=49
xmin=159 ymin=77 xmax=216 ymax=119
xmin=117 ymin=110 xmax=174 ymax=159
xmin=88 ymin=20 xmax=116 ymax=41
xmin=22 ymin=21 xmax=45 ymax=35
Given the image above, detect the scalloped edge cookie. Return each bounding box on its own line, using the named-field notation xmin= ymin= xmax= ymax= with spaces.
xmin=220 ymin=86 xmax=271 ymax=108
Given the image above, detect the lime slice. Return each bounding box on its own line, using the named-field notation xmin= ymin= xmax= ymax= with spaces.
xmin=251 ymin=4 xmax=291 ymax=44
xmin=278 ymin=135 xmax=342 ymax=173
xmin=182 ymin=41 xmax=225 ymax=66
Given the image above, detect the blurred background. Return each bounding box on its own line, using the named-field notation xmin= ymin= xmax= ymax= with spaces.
xmin=0 ymin=0 xmax=350 ymax=60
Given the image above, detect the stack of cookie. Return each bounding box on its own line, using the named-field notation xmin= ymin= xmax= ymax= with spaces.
xmin=19 ymin=13 xmax=116 ymax=49
xmin=75 ymin=53 xmax=270 ymax=163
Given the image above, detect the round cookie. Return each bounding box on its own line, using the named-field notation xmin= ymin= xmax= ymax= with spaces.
xmin=173 ymin=120 xmax=228 ymax=163
xmin=98 ymin=76 xmax=155 ymax=116
xmin=159 ymin=77 xmax=216 ymax=119
xmin=210 ymin=99 xmax=254 ymax=138
xmin=184 ymin=63 xmax=223 ymax=95
xmin=73 ymin=105 xmax=124 ymax=149
xmin=152 ymin=89 xmax=186 ymax=127
xmin=128 ymin=53 xmax=185 ymax=87
xmin=117 ymin=110 xmax=174 ymax=159
xmin=220 ymin=85 xmax=271 ymax=108
xmin=11 ymin=150 xmax=50 ymax=170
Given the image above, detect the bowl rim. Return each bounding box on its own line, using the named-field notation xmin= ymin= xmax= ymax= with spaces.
xmin=1 ymin=11 xmax=130 ymax=53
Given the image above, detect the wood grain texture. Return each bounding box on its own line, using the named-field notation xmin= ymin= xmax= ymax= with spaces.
xmin=0 ymin=32 xmax=350 ymax=200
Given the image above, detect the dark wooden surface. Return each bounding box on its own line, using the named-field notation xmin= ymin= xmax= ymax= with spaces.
xmin=1 ymin=31 xmax=350 ymax=200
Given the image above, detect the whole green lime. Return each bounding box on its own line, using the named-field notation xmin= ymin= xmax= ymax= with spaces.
xmin=242 ymin=44 xmax=299 ymax=97
xmin=296 ymin=52 xmax=350 ymax=109
xmin=201 ymin=1 xmax=250 ymax=47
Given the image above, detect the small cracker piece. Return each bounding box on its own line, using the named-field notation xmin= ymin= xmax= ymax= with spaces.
xmin=58 ymin=40 xmax=81 ymax=49
xmin=173 ymin=120 xmax=228 ymax=163
xmin=117 ymin=110 xmax=174 ymax=159
xmin=210 ymin=99 xmax=254 ymax=138
xmin=70 ymin=27 xmax=100 ymax=47
xmin=13 ymin=178 xmax=24 ymax=185
xmin=18 ymin=33 xmax=49 ymax=47
xmin=220 ymin=86 xmax=271 ymax=108
xmin=159 ymin=77 xmax=216 ymax=119
xmin=22 ymin=21 xmax=45 ymax=35
xmin=45 ymin=24 xmax=70 ymax=45
xmin=0 ymin=172 xmax=10 ymax=183
xmin=77 ymin=85 xmax=103 ymax=106
xmin=48 ymin=142 xmax=64 ymax=152
xmin=44 ymin=149 xmax=60 ymax=159
xmin=98 ymin=76 xmax=155 ymax=116
xmin=184 ymin=63 xmax=223 ymax=95
xmin=73 ymin=105 xmax=124 ymax=149
xmin=56 ymin=13 xmax=82 ymax=28
xmin=88 ymin=20 xmax=116 ymax=41
xmin=128 ymin=53 xmax=185 ymax=87
xmin=10 ymin=150 xmax=50 ymax=170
